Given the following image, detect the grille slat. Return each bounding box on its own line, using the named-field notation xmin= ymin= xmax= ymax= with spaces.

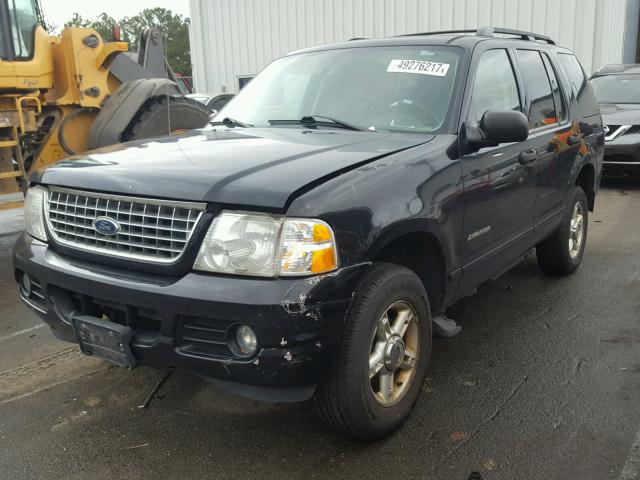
xmin=45 ymin=188 xmax=205 ymax=263
xmin=47 ymin=199 xmax=194 ymax=222
xmin=47 ymin=210 xmax=192 ymax=233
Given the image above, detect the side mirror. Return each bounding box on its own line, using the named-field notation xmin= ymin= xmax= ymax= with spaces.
xmin=466 ymin=110 xmax=529 ymax=150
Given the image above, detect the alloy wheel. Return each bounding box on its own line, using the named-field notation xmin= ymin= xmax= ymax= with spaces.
xmin=368 ymin=300 xmax=420 ymax=407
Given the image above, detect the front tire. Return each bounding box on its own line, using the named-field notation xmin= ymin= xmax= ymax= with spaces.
xmin=315 ymin=263 xmax=432 ymax=440
xmin=536 ymin=186 xmax=589 ymax=275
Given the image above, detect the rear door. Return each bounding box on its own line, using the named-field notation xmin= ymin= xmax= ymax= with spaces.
xmin=458 ymin=47 xmax=539 ymax=291
xmin=514 ymin=49 xmax=577 ymax=235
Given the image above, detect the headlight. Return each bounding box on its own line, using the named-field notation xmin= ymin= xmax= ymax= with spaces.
xmin=279 ymin=219 xmax=338 ymax=275
xmin=24 ymin=186 xmax=47 ymax=242
xmin=194 ymin=211 xmax=338 ymax=277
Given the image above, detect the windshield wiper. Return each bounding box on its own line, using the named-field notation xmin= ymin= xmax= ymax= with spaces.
xmin=268 ymin=115 xmax=365 ymax=131
xmin=210 ymin=117 xmax=253 ymax=128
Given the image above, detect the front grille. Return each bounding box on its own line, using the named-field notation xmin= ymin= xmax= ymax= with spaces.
xmin=604 ymin=124 xmax=640 ymax=141
xmin=45 ymin=187 xmax=206 ymax=263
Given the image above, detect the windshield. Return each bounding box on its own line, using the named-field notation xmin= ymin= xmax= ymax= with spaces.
xmin=214 ymin=46 xmax=462 ymax=133
xmin=591 ymin=74 xmax=640 ymax=104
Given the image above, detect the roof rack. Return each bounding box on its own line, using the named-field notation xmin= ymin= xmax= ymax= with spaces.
xmin=400 ymin=26 xmax=555 ymax=45
xmin=480 ymin=27 xmax=555 ymax=44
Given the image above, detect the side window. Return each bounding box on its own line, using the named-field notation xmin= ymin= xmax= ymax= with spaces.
xmin=557 ymin=53 xmax=586 ymax=94
xmin=469 ymin=49 xmax=520 ymax=124
xmin=516 ymin=49 xmax=557 ymax=129
xmin=541 ymin=53 xmax=565 ymax=122
xmin=557 ymin=53 xmax=600 ymax=117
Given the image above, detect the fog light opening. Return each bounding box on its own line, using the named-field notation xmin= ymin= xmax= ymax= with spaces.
xmin=19 ymin=272 xmax=32 ymax=297
xmin=231 ymin=324 xmax=258 ymax=357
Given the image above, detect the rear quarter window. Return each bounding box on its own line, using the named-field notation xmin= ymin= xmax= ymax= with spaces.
xmin=557 ymin=53 xmax=600 ymax=117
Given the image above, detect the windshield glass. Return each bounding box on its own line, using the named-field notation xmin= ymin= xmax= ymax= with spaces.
xmin=591 ymin=74 xmax=640 ymax=104
xmin=214 ymin=46 xmax=462 ymax=133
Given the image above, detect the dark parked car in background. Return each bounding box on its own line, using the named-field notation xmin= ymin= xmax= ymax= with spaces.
xmin=591 ymin=64 xmax=640 ymax=175
xmin=14 ymin=27 xmax=603 ymax=439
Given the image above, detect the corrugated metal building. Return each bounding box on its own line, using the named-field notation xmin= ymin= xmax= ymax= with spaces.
xmin=188 ymin=0 xmax=640 ymax=95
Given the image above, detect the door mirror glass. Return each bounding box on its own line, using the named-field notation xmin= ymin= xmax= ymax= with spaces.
xmin=467 ymin=109 xmax=529 ymax=149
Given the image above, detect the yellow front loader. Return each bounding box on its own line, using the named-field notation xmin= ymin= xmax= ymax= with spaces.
xmin=0 ymin=0 xmax=209 ymax=209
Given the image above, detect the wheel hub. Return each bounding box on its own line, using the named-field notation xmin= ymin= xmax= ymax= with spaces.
xmin=568 ymin=201 xmax=584 ymax=259
xmin=384 ymin=336 xmax=405 ymax=371
xmin=368 ymin=301 xmax=420 ymax=407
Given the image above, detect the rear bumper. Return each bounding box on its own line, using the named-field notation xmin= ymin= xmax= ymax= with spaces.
xmin=604 ymin=135 xmax=640 ymax=174
xmin=13 ymin=233 xmax=369 ymax=402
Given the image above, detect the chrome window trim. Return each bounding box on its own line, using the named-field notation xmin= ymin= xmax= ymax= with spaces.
xmin=44 ymin=187 xmax=206 ymax=265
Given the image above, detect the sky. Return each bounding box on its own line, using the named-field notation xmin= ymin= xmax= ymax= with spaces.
xmin=45 ymin=0 xmax=190 ymax=31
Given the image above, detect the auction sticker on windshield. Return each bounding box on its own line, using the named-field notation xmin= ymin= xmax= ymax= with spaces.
xmin=387 ymin=59 xmax=450 ymax=76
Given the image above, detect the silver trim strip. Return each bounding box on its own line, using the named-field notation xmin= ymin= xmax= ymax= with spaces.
xmin=48 ymin=186 xmax=207 ymax=211
xmin=19 ymin=293 xmax=47 ymax=314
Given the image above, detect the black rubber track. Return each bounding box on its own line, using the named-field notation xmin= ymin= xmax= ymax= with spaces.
xmin=123 ymin=96 xmax=210 ymax=142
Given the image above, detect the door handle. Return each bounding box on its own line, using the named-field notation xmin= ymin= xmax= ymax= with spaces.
xmin=519 ymin=149 xmax=537 ymax=165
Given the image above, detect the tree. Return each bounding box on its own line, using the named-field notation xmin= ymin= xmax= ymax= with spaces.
xmin=63 ymin=8 xmax=192 ymax=76
xmin=121 ymin=8 xmax=191 ymax=76
xmin=64 ymin=13 xmax=118 ymax=43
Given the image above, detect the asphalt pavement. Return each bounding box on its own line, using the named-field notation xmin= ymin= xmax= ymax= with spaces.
xmin=0 ymin=178 xmax=639 ymax=480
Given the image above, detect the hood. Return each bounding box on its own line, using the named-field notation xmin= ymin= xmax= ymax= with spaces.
xmin=35 ymin=128 xmax=433 ymax=209
xmin=599 ymin=103 xmax=640 ymax=125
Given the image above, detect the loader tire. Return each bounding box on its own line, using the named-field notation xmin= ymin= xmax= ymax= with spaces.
xmin=123 ymin=96 xmax=210 ymax=142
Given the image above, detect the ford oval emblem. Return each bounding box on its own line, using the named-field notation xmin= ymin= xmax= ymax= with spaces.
xmin=92 ymin=216 xmax=120 ymax=236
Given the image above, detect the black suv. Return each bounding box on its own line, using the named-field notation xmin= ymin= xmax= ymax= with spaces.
xmin=591 ymin=64 xmax=640 ymax=175
xmin=14 ymin=27 xmax=603 ymax=439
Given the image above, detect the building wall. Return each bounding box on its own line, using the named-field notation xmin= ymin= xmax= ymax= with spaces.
xmin=623 ymin=0 xmax=640 ymax=63
xmin=189 ymin=0 xmax=632 ymax=94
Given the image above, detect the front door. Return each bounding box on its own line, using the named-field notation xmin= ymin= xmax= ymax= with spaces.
xmin=458 ymin=48 xmax=538 ymax=292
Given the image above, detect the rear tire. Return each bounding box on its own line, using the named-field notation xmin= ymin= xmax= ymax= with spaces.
xmin=123 ymin=96 xmax=210 ymax=141
xmin=314 ymin=263 xmax=432 ymax=440
xmin=536 ymin=186 xmax=588 ymax=275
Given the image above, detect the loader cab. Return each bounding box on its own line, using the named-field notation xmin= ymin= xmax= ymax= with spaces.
xmin=0 ymin=0 xmax=40 ymax=60
xmin=0 ymin=0 xmax=53 ymax=90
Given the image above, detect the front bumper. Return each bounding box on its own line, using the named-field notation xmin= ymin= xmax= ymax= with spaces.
xmin=13 ymin=233 xmax=369 ymax=402
xmin=604 ymin=133 xmax=640 ymax=174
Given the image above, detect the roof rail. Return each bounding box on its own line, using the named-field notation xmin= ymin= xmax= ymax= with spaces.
xmin=400 ymin=29 xmax=478 ymax=38
xmin=481 ymin=27 xmax=555 ymax=44
xmin=399 ymin=26 xmax=555 ymax=45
